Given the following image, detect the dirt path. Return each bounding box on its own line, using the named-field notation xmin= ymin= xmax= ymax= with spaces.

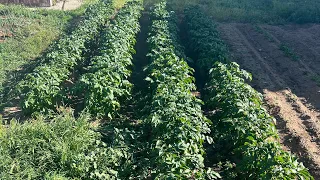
xmin=45 ymin=0 xmax=83 ymax=10
xmin=217 ymin=23 xmax=284 ymax=90
xmin=126 ymin=11 xmax=151 ymax=119
xmin=218 ymin=23 xmax=320 ymax=179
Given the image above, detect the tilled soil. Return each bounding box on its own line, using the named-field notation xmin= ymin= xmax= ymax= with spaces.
xmin=265 ymin=89 xmax=320 ymax=178
xmin=218 ymin=23 xmax=320 ymax=179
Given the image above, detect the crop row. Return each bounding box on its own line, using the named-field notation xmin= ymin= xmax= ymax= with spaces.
xmin=18 ymin=0 xmax=116 ymax=114
xmin=141 ymin=2 xmax=220 ymax=179
xmin=184 ymin=5 xmax=313 ymax=179
xmin=0 ymin=2 xmax=145 ymax=178
xmin=74 ymin=0 xmax=143 ymax=118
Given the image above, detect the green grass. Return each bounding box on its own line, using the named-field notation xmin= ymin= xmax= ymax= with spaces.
xmin=188 ymin=0 xmax=320 ymax=24
xmin=0 ymin=2 xmax=95 ymax=107
xmin=113 ymin=0 xmax=126 ymax=9
xmin=0 ymin=6 xmax=72 ymax=88
xmin=0 ymin=108 xmax=125 ymax=179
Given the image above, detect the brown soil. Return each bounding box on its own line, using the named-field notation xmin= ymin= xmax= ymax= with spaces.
xmin=0 ymin=30 xmax=13 ymax=42
xmin=265 ymin=89 xmax=320 ymax=178
xmin=218 ymin=23 xmax=320 ymax=179
xmin=44 ymin=0 xmax=83 ymax=10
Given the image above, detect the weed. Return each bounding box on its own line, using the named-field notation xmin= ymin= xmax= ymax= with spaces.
xmin=311 ymin=75 xmax=320 ymax=86
xmin=254 ymin=25 xmax=275 ymax=42
xmin=280 ymin=44 xmax=299 ymax=61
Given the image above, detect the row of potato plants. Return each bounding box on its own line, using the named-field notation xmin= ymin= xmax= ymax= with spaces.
xmin=1 ymin=2 xmax=144 ymax=177
xmin=74 ymin=0 xmax=143 ymax=118
xmin=184 ymin=5 xmax=313 ymax=180
xmin=18 ymin=0 xmax=116 ymax=114
xmin=1 ymin=2 xmax=145 ymax=177
xmin=141 ymin=2 xmax=220 ymax=179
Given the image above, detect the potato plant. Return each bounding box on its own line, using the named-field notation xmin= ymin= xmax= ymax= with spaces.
xmin=184 ymin=6 xmax=313 ymax=179
xmin=18 ymin=0 xmax=115 ymax=114
xmin=142 ymin=2 xmax=220 ymax=179
xmin=75 ymin=0 xmax=143 ymax=118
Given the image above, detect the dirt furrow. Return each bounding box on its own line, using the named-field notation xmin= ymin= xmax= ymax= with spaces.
xmin=238 ymin=24 xmax=320 ymax=109
xmin=263 ymin=24 xmax=320 ymax=74
xmin=264 ymin=89 xmax=320 ymax=178
xmin=256 ymin=25 xmax=319 ymax=78
xmin=218 ymin=23 xmax=284 ymax=90
xmin=218 ymin=22 xmax=320 ymax=179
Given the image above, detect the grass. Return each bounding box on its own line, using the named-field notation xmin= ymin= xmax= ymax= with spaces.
xmin=0 ymin=108 xmax=122 ymax=179
xmin=196 ymin=0 xmax=320 ymax=24
xmin=0 ymin=2 xmax=96 ymax=108
xmin=254 ymin=25 xmax=275 ymax=42
xmin=0 ymin=6 xmax=72 ymax=86
xmin=113 ymin=0 xmax=126 ymax=9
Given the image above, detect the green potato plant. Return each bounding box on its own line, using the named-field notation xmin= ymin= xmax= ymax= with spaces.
xmin=75 ymin=0 xmax=143 ymax=118
xmin=18 ymin=0 xmax=115 ymax=114
xmin=184 ymin=5 xmax=313 ymax=180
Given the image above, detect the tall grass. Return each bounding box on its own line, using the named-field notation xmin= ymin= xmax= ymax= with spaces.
xmin=144 ymin=0 xmax=320 ymax=24
xmin=201 ymin=0 xmax=320 ymax=23
xmin=0 ymin=3 xmax=88 ymax=109
xmin=0 ymin=109 xmax=122 ymax=179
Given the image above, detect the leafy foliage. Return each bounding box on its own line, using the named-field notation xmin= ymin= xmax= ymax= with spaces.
xmin=184 ymin=6 xmax=313 ymax=180
xmin=75 ymin=0 xmax=143 ymax=118
xmin=140 ymin=2 xmax=220 ymax=179
xmin=185 ymin=5 xmax=228 ymax=72
xmin=206 ymin=62 xmax=313 ymax=179
xmin=18 ymin=0 xmax=115 ymax=114
xmin=0 ymin=5 xmax=73 ymax=105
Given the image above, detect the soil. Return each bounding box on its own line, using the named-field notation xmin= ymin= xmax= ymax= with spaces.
xmin=218 ymin=23 xmax=320 ymax=179
xmin=265 ymin=89 xmax=320 ymax=178
xmin=127 ymin=11 xmax=151 ymax=119
xmin=45 ymin=0 xmax=83 ymax=10
xmin=0 ymin=30 xmax=13 ymax=42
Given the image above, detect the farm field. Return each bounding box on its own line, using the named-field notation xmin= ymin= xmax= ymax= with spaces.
xmin=0 ymin=0 xmax=320 ymax=179
xmin=218 ymin=23 xmax=320 ymax=177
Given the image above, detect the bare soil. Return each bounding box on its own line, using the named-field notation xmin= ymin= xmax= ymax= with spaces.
xmin=218 ymin=23 xmax=320 ymax=179
xmin=45 ymin=0 xmax=83 ymax=10
xmin=265 ymin=89 xmax=320 ymax=178
xmin=0 ymin=29 xmax=12 ymax=42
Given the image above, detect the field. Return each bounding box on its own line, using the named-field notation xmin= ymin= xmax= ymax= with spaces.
xmin=0 ymin=0 xmax=319 ymax=179
xmin=217 ymin=22 xmax=320 ymax=178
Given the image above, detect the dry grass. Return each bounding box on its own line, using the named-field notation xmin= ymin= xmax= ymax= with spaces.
xmin=113 ymin=0 xmax=126 ymax=9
